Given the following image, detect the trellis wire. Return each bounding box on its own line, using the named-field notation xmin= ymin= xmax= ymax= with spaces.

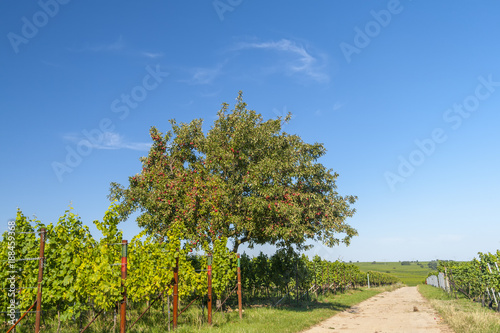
xmin=2 ymin=257 xmax=45 ymax=262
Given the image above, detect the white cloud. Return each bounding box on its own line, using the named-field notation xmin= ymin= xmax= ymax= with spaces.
xmin=63 ymin=131 xmax=151 ymax=151
xmin=272 ymin=106 xmax=296 ymax=121
xmin=142 ymin=51 xmax=164 ymax=59
xmin=333 ymin=102 xmax=346 ymax=111
xmin=184 ymin=63 xmax=225 ymax=85
xmin=72 ymin=36 xmax=126 ymax=53
xmin=200 ymin=90 xmax=222 ymax=98
xmin=69 ymin=37 xmax=162 ymax=59
xmin=314 ymin=102 xmax=346 ymax=116
xmin=233 ymin=39 xmax=329 ymax=83
xmin=180 ymin=39 xmax=327 ymax=86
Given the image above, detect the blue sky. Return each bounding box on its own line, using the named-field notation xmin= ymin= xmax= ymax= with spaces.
xmin=1 ymin=1 xmax=499 ymax=261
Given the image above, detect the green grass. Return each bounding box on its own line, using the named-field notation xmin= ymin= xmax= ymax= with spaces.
xmin=418 ymin=284 xmax=500 ymax=333
xmin=418 ymin=283 xmax=456 ymax=300
xmin=353 ymin=261 xmax=434 ymax=286
xmin=6 ymin=286 xmax=400 ymax=333
xmin=174 ymin=285 xmax=398 ymax=333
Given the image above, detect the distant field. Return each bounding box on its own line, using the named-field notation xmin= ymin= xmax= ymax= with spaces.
xmin=353 ymin=261 xmax=435 ymax=286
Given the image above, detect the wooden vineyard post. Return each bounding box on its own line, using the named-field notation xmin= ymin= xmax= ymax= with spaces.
xmin=315 ymin=262 xmax=317 ymax=296
xmin=173 ymin=255 xmax=179 ymax=329
xmin=327 ymin=265 xmax=330 ymax=293
xmin=34 ymin=228 xmax=46 ymax=333
xmin=237 ymin=254 xmax=243 ymax=319
xmin=207 ymin=254 xmax=213 ymax=325
xmin=322 ymin=267 xmax=324 ymax=294
xmin=120 ymin=240 xmax=128 ymax=333
xmin=6 ymin=301 xmax=37 ymax=333
xmin=295 ymin=261 xmax=299 ymax=305
xmin=314 ymin=262 xmax=318 ymax=297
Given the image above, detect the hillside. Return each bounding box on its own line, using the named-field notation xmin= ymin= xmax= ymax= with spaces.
xmin=353 ymin=261 xmax=435 ymax=286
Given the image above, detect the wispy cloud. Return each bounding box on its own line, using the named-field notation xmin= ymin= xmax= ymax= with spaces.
xmin=63 ymin=132 xmax=151 ymax=151
xmin=233 ymin=39 xmax=329 ymax=83
xmin=333 ymin=102 xmax=346 ymax=111
xmin=69 ymin=37 xmax=162 ymax=59
xmin=142 ymin=51 xmax=164 ymax=59
xmin=180 ymin=38 xmax=327 ymax=86
xmin=272 ymin=106 xmax=296 ymax=121
xmin=184 ymin=63 xmax=225 ymax=85
xmin=200 ymin=90 xmax=222 ymax=98
xmin=314 ymin=101 xmax=346 ymax=116
xmin=71 ymin=36 xmax=125 ymax=53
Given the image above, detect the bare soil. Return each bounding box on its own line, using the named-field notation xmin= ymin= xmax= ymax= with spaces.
xmin=302 ymin=286 xmax=454 ymax=333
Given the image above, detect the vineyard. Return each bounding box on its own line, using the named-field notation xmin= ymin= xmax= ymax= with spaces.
xmin=426 ymin=251 xmax=500 ymax=311
xmin=1 ymin=205 xmax=398 ymax=332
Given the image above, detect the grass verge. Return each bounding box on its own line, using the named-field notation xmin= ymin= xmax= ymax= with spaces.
xmin=353 ymin=261 xmax=433 ymax=286
xmin=418 ymin=284 xmax=500 ymax=333
xmin=174 ymin=285 xmax=397 ymax=333
xmin=7 ymin=285 xmax=401 ymax=333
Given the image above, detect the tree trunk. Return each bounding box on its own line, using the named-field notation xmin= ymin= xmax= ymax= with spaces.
xmin=232 ymin=235 xmax=249 ymax=253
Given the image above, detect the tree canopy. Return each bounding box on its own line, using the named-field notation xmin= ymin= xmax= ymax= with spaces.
xmin=109 ymin=92 xmax=357 ymax=252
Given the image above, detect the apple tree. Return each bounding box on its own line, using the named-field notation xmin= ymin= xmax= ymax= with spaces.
xmin=109 ymin=92 xmax=357 ymax=253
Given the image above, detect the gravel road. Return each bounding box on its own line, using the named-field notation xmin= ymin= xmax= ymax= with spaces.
xmin=302 ymin=286 xmax=454 ymax=333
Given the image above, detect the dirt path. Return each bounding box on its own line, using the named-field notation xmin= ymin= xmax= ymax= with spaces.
xmin=302 ymin=286 xmax=453 ymax=333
